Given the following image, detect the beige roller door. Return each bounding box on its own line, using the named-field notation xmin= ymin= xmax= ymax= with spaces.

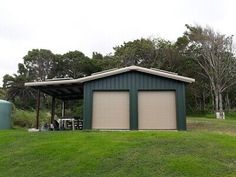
xmin=138 ymin=91 xmax=177 ymax=129
xmin=92 ymin=91 xmax=130 ymax=129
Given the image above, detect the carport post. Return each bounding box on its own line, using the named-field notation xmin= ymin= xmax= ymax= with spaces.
xmin=36 ymin=89 xmax=40 ymax=129
xmin=51 ymin=97 xmax=55 ymax=124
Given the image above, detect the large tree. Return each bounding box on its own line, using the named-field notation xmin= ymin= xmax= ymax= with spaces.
xmin=184 ymin=25 xmax=236 ymax=118
xmin=175 ymin=35 xmax=212 ymax=113
xmin=24 ymin=49 xmax=56 ymax=81
xmin=62 ymin=51 xmax=95 ymax=78
xmin=113 ymin=38 xmax=157 ymax=67
xmin=113 ymin=38 xmax=186 ymax=72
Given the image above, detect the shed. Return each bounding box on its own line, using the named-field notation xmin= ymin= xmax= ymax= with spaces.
xmin=25 ymin=66 xmax=195 ymax=130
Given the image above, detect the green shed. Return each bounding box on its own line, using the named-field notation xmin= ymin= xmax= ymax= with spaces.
xmin=25 ymin=66 xmax=195 ymax=130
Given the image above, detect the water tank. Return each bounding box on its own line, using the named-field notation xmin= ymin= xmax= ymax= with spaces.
xmin=0 ymin=100 xmax=12 ymax=129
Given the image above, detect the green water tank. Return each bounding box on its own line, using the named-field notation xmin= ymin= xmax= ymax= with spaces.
xmin=0 ymin=100 xmax=12 ymax=129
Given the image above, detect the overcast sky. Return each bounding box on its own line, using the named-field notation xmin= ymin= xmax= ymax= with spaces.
xmin=1 ymin=0 xmax=236 ymax=86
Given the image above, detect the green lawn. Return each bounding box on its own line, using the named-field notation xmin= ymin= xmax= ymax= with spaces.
xmin=0 ymin=118 xmax=236 ymax=177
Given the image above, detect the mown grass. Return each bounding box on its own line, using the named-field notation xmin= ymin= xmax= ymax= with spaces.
xmin=0 ymin=118 xmax=236 ymax=177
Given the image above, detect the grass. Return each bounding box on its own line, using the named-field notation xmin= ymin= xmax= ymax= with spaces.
xmin=188 ymin=111 xmax=236 ymax=120
xmin=188 ymin=117 xmax=236 ymax=136
xmin=0 ymin=118 xmax=236 ymax=177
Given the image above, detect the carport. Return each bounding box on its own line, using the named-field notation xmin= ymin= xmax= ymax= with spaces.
xmin=26 ymin=80 xmax=84 ymax=129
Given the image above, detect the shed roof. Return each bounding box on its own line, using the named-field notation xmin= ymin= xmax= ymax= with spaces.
xmin=25 ymin=66 xmax=194 ymax=100
xmin=25 ymin=66 xmax=195 ymax=87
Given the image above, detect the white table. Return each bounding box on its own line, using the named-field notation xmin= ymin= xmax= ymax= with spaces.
xmin=58 ymin=118 xmax=75 ymax=130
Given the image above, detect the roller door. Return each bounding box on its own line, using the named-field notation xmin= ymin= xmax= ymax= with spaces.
xmin=138 ymin=91 xmax=177 ymax=129
xmin=92 ymin=91 xmax=130 ymax=129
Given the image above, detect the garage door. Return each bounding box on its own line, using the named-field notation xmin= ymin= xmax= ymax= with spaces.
xmin=92 ymin=91 xmax=130 ymax=129
xmin=138 ymin=91 xmax=177 ymax=129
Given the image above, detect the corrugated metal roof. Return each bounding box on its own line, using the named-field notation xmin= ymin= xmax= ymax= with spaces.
xmin=25 ymin=65 xmax=195 ymax=87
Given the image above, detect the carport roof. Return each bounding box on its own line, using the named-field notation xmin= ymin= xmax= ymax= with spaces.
xmin=25 ymin=66 xmax=195 ymax=100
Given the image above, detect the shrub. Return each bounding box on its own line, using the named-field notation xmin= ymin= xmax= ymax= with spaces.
xmin=12 ymin=109 xmax=50 ymax=128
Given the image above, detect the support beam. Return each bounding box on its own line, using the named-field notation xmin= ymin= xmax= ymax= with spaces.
xmin=62 ymin=101 xmax=65 ymax=117
xmin=36 ymin=89 xmax=41 ymax=129
xmin=51 ymin=97 xmax=55 ymax=124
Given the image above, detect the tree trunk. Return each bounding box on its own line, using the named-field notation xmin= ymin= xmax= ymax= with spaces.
xmin=202 ymin=91 xmax=206 ymax=112
xmin=211 ymin=88 xmax=215 ymax=113
xmin=225 ymin=92 xmax=231 ymax=112
xmin=219 ymin=92 xmax=225 ymax=119
xmin=194 ymin=93 xmax=198 ymax=111
xmin=215 ymin=91 xmax=219 ymax=112
xmin=214 ymin=90 xmax=221 ymax=119
xmin=219 ymin=92 xmax=223 ymax=112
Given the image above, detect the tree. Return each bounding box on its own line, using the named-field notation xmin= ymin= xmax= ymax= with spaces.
xmin=0 ymin=88 xmax=6 ymax=99
xmin=3 ymin=64 xmax=36 ymax=109
xmin=184 ymin=24 xmax=236 ymax=118
xmin=91 ymin=53 xmax=120 ymax=72
xmin=175 ymin=35 xmax=212 ymax=113
xmin=151 ymin=38 xmax=186 ymax=72
xmin=113 ymin=38 xmax=156 ymax=67
xmin=48 ymin=54 xmax=68 ymax=78
xmin=24 ymin=49 xmax=56 ymax=81
xmin=3 ymin=74 xmax=15 ymax=89
xmin=92 ymin=52 xmax=103 ymax=60
xmin=62 ymin=51 xmax=91 ymax=78
xmin=113 ymin=38 xmax=185 ymax=72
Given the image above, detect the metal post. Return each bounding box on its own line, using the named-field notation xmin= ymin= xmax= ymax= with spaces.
xmin=51 ymin=97 xmax=55 ymax=124
xmin=36 ymin=89 xmax=40 ymax=129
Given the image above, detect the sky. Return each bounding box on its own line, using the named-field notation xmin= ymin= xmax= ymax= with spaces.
xmin=1 ymin=0 xmax=236 ymax=86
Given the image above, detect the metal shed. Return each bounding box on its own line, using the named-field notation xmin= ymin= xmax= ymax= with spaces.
xmin=25 ymin=66 xmax=195 ymax=130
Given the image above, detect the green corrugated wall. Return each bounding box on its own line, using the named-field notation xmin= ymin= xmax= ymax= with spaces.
xmin=83 ymin=71 xmax=187 ymax=130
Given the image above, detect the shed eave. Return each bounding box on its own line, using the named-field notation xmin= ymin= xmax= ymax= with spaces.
xmin=25 ymin=79 xmax=81 ymax=87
